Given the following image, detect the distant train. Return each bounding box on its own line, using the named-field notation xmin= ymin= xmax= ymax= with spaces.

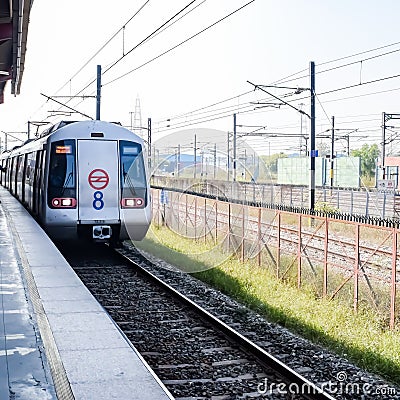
xmin=0 ymin=120 xmax=151 ymax=244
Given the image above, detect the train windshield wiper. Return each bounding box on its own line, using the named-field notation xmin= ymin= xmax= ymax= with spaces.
xmin=61 ymin=172 xmax=73 ymax=196
xmin=123 ymin=169 xmax=137 ymax=197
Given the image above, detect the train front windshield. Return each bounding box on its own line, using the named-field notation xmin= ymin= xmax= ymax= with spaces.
xmin=48 ymin=140 xmax=76 ymax=208
xmin=120 ymin=141 xmax=147 ymax=207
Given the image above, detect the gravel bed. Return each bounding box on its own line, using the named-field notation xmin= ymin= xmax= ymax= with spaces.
xmin=120 ymin=241 xmax=400 ymax=400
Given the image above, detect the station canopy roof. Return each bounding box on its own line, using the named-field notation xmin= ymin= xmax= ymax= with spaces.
xmin=0 ymin=0 xmax=33 ymax=104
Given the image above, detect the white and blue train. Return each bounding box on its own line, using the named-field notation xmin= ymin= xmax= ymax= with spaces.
xmin=0 ymin=120 xmax=151 ymax=243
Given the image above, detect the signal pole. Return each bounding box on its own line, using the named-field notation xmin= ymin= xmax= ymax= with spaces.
xmin=96 ymin=65 xmax=101 ymax=120
xmin=309 ymin=61 xmax=316 ymax=211
xmin=247 ymin=62 xmax=316 ymax=210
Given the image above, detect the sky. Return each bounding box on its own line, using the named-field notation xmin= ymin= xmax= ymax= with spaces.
xmin=1 ymin=0 xmax=400 ymax=157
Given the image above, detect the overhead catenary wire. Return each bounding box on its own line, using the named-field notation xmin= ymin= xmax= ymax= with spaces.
xmin=35 ymin=0 xmax=206 ymax=123
xmin=103 ymin=0 xmax=199 ymax=75
xmin=54 ymin=0 xmax=152 ymax=96
xmin=318 ymin=48 xmax=400 ymax=75
xmin=153 ymin=42 xmax=400 ymax=134
xmin=102 ymin=0 xmax=256 ymax=87
xmin=319 ymin=72 xmax=400 ymax=96
xmin=157 ymin=90 xmax=254 ymax=123
xmin=73 ymin=0 xmax=199 ymax=97
xmin=41 ymin=18 xmax=400 ymax=144
xmin=26 ymin=0 xmax=152 ymax=121
xmin=318 ymin=40 xmax=400 ymax=66
xmin=56 ymin=1 xmax=209 ymax=114
xmin=277 ymin=43 xmax=400 ymax=86
xmin=154 ymin=72 xmax=400 ymax=136
xmin=48 ymin=11 xmax=400 ymax=136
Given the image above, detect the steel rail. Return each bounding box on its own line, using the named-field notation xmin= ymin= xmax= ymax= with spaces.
xmin=114 ymin=246 xmax=337 ymax=400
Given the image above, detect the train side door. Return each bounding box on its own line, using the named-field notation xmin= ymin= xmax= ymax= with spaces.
xmin=77 ymin=140 xmax=120 ymax=222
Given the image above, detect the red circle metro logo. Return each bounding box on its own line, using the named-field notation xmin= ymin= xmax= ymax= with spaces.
xmin=88 ymin=169 xmax=109 ymax=190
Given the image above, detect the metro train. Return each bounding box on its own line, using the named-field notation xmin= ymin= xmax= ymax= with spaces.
xmin=0 ymin=120 xmax=151 ymax=244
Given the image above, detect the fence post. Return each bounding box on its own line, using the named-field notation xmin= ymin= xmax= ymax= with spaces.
xmin=215 ymin=200 xmax=218 ymax=245
xmin=336 ymin=189 xmax=340 ymax=210
xmin=194 ymin=196 xmax=197 ymax=241
xmin=276 ymin=211 xmax=281 ymax=278
xmin=390 ymin=229 xmax=397 ymax=329
xmin=323 ymin=217 xmax=328 ymax=297
xmin=258 ymin=207 xmax=262 ymax=267
xmin=383 ymin=193 xmax=386 ymax=219
xmin=350 ymin=190 xmax=354 ymax=215
xmin=204 ymin=197 xmax=207 ymax=244
xmin=185 ymin=193 xmax=188 ymax=237
xmin=241 ymin=205 xmax=245 ymax=262
xmin=228 ymin=203 xmax=231 ymax=253
xmin=354 ymin=224 xmax=360 ymax=313
xmin=297 ymin=214 xmax=302 ymax=288
xmin=155 ymin=189 xmax=160 ymax=227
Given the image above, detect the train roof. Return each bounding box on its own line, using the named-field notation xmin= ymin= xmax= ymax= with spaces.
xmin=46 ymin=120 xmax=143 ymax=142
xmin=0 ymin=120 xmax=145 ymax=159
xmin=38 ymin=120 xmax=125 ymax=138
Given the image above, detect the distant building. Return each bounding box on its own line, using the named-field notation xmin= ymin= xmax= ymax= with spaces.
xmin=382 ymin=157 xmax=400 ymax=189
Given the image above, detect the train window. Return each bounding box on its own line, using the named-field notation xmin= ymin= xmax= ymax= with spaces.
xmin=26 ymin=152 xmax=35 ymax=185
xmin=0 ymin=159 xmax=5 ymax=185
xmin=5 ymin=158 xmax=10 ymax=188
xmin=11 ymin=157 xmax=17 ymax=194
xmin=33 ymin=150 xmax=43 ymax=215
xmin=20 ymin=154 xmax=28 ymax=202
xmin=119 ymin=141 xmax=147 ymax=206
xmin=15 ymin=155 xmax=24 ymax=199
xmin=48 ymin=140 xmax=76 ymax=208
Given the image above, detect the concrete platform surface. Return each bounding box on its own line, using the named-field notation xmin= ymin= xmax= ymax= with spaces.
xmin=0 ymin=186 xmax=172 ymax=400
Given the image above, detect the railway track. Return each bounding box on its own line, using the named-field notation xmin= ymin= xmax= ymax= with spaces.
xmin=57 ymin=241 xmax=336 ymax=399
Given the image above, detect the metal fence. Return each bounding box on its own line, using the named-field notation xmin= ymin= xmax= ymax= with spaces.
xmin=151 ymin=187 xmax=400 ymax=329
xmin=151 ymin=176 xmax=399 ymax=219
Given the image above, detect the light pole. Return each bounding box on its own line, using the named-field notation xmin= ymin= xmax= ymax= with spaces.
xmin=247 ymin=61 xmax=316 ymax=210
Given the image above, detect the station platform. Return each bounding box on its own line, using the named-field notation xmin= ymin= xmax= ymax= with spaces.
xmin=0 ymin=186 xmax=173 ymax=400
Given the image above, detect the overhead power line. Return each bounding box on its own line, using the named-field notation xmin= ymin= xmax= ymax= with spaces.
xmin=72 ymin=0 xmax=199 ymax=99
xmin=318 ymin=48 xmax=400 ymax=75
xmin=158 ymin=90 xmax=253 ymax=123
xmin=54 ymin=0 xmax=151 ymax=96
xmin=103 ymin=0 xmax=256 ymax=86
xmin=319 ymin=72 xmax=400 ymax=96
xmin=103 ymin=0 xmax=198 ymax=76
xmin=278 ymin=42 xmax=400 ymax=86
xmin=318 ymin=40 xmax=400 ymax=66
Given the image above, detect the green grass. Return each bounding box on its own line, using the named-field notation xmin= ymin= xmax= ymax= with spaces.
xmin=133 ymin=225 xmax=400 ymax=386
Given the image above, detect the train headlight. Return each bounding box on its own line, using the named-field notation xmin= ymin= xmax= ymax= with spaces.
xmin=126 ymin=199 xmax=136 ymax=207
xmin=121 ymin=198 xmax=145 ymax=208
xmin=51 ymin=198 xmax=77 ymax=208
xmin=61 ymin=198 xmax=72 ymax=206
